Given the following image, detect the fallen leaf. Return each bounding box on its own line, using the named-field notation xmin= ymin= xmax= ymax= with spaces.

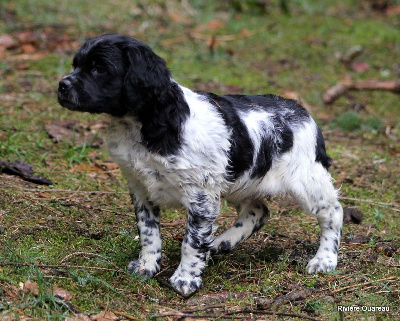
xmin=256 ymin=288 xmax=313 ymax=309
xmin=0 ymin=160 xmax=53 ymax=185
xmin=65 ymin=313 xmax=92 ymax=321
xmin=386 ymin=5 xmax=400 ymax=15
xmin=53 ymin=285 xmax=72 ymax=302
xmin=23 ymin=280 xmax=39 ymax=296
xmin=169 ymin=12 xmax=189 ymax=23
xmin=0 ymin=34 xmax=15 ymax=49
xmin=72 ymin=164 xmax=101 ymax=172
xmin=21 ymin=43 xmax=36 ymax=54
xmin=45 ymin=120 xmax=103 ymax=147
xmin=194 ymin=19 xmax=226 ymax=32
xmin=38 ymin=192 xmax=52 ymax=198
xmin=351 ymin=61 xmax=370 ymax=73
xmin=282 ymin=91 xmax=300 ymax=100
xmin=89 ymin=121 xmax=109 ymax=131
xmin=4 ymin=286 xmax=19 ymax=299
xmin=204 ymin=19 xmax=226 ymax=31
xmin=94 ymin=161 xmax=119 ymax=171
xmin=376 ymin=243 xmax=398 ymax=257
xmin=90 ymin=311 xmax=119 ymax=321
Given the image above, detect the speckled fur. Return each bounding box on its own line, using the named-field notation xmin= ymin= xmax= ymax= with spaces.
xmin=107 ymin=87 xmax=343 ymax=296
xmin=58 ymin=34 xmax=343 ymax=297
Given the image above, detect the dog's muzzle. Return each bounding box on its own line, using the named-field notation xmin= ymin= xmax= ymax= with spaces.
xmin=58 ymin=76 xmax=77 ymax=110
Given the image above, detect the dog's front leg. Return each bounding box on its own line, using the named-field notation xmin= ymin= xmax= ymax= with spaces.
xmin=127 ymin=194 xmax=162 ymax=278
xmin=170 ymin=193 xmax=219 ymax=297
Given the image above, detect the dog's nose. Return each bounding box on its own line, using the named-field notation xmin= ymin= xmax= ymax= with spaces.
xmin=59 ymin=77 xmax=72 ymax=94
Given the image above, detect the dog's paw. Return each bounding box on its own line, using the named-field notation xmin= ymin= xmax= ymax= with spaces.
xmin=127 ymin=259 xmax=159 ymax=278
xmin=169 ymin=270 xmax=202 ymax=297
xmin=306 ymin=255 xmax=337 ymax=274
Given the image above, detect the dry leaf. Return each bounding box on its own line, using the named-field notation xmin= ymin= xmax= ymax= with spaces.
xmin=21 ymin=43 xmax=36 ymax=54
xmin=23 ymin=280 xmax=39 ymax=296
xmin=94 ymin=161 xmax=119 ymax=171
xmin=90 ymin=311 xmax=119 ymax=321
xmin=351 ymin=61 xmax=370 ymax=73
xmin=281 ymin=91 xmax=300 ymax=100
xmin=53 ymin=285 xmax=72 ymax=302
xmin=45 ymin=120 xmax=103 ymax=147
xmin=38 ymin=192 xmax=52 ymax=198
xmin=0 ymin=160 xmax=53 ymax=185
xmin=65 ymin=313 xmax=92 ymax=321
xmin=0 ymin=34 xmax=15 ymax=49
xmin=71 ymin=164 xmax=100 ymax=172
xmin=169 ymin=12 xmax=189 ymax=23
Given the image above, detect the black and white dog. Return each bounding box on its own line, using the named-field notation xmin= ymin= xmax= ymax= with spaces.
xmin=58 ymin=34 xmax=343 ymax=296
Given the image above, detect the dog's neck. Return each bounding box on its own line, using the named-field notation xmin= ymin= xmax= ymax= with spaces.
xmin=125 ymin=80 xmax=190 ymax=156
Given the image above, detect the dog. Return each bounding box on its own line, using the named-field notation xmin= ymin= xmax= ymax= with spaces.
xmin=58 ymin=34 xmax=343 ymax=297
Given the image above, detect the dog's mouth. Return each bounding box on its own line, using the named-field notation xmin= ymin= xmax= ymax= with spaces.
xmin=57 ymin=91 xmax=80 ymax=111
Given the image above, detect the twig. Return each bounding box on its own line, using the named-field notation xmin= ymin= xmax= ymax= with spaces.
xmin=18 ymin=188 xmax=129 ymax=194
xmin=339 ymin=196 xmax=400 ymax=209
xmin=323 ymin=83 xmax=349 ymax=104
xmin=160 ymin=220 xmax=186 ymax=227
xmin=112 ymin=310 xmax=140 ymax=320
xmin=331 ymin=276 xmax=398 ymax=294
xmin=0 ymin=261 xmax=129 ymax=274
xmin=151 ymin=309 xmax=321 ymax=321
xmin=323 ymin=79 xmax=400 ymax=104
xmin=190 ymin=25 xmax=270 ymax=42
xmin=183 ymin=304 xmax=225 ymax=313
xmin=231 ymin=309 xmax=321 ymax=321
xmin=59 ymin=252 xmax=121 ymax=271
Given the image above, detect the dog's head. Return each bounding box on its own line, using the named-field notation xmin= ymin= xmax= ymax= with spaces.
xmin=58 ymin=34 xmax=172 ymax=117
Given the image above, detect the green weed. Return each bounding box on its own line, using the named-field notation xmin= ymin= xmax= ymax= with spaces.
xmin=336 ymin=111 xmax=363 ymax=131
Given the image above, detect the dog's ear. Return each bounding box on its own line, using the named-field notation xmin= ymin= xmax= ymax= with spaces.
xmin=122 ymin=44 xmax=171 ymax=110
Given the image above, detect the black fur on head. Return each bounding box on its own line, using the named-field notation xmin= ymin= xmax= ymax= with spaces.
xmin=58 ymin=34 xmax=190 ymax=155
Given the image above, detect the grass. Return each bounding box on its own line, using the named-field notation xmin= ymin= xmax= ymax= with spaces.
xmin=1 ymin=0 xmax=399 ymax=320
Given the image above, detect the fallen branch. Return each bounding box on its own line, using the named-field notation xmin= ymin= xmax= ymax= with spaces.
xmin=19 ymin=188 xmax=129 ymax=194
xmin=323 ymin=79 xmax=400 ymax=104
xmin=339 ymin=196 xmax=400 ymax=209
xmin=59 ymin=252 xmax=121 ymax=271
xmin=0 ymin=261 xmax=129 ymax=274
xmin=151 ymin=309 xmax=321 ymax=321
xmin=112 ymin=310 xmax=140 ymax=320
xmin=182 ymin=304 xmax=225 ymax=313
xmin=160 ymin=220 xmax=186 ymax=227
xmin=331 ymin=276 xmax=398 ymax=294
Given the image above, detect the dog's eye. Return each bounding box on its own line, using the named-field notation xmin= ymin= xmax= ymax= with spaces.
xmin=93 ymin=65 xmax=107 ymax=75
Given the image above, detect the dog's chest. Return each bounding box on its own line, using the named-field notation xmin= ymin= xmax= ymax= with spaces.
xmin=106 ymin=117 xmax=184 ymax=204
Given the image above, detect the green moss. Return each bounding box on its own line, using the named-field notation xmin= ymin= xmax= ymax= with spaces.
xmin=336 ymin=111 xmax=363 ymax=131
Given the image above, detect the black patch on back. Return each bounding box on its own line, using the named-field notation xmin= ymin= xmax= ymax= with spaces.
xmin=202 ymin=92 xmax=255 ymax=180
xmin=202 ymin=93 xmax=310 ymax=180
xmin=315 ymin=126 xmax=332 ymax=170
xmin=250 ymin=114 xmax=294 ymax=178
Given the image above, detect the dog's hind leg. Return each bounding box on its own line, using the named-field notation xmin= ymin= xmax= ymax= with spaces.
xmin=127 ymin=193 xmax=162 ymax=278
xmin=211 ymin=201 xmax=269 ymax=254
xmin=288 ymin=164 xmax=343 ymax=273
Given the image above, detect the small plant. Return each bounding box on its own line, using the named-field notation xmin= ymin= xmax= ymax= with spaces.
xmin=336 ymin=111 xmax=363 ymax=131
xmin=373 ymin=208 xmax=384 ymax=222
xmin=0 ymin=131 xmax=22 ymax=157
xmin=64 ymin=141 xmax=91 ymax=166
xmin=363 ymin=116 xmax=383 ymax=132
